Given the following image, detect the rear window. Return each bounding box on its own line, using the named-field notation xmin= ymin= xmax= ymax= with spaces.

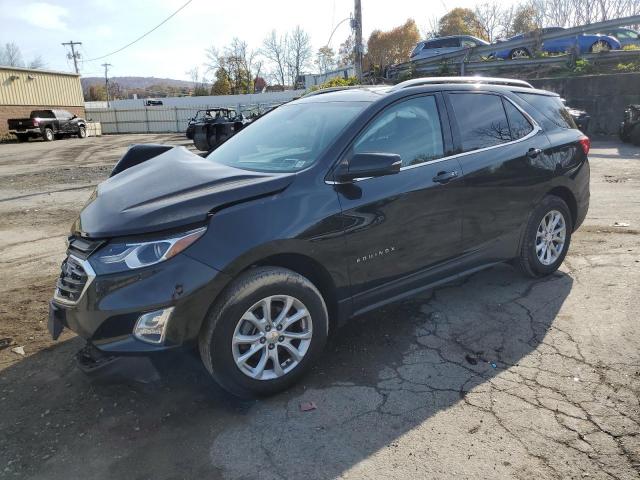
xmin=515 ymin=93 xmax=576 ymax=129
xmin=30 ymin=110 xmax=54 ymax=119
xmin=449 ymin=93 xmax=511 ymax=152
xmin=426 ymin=38 xmax=460 ymax=49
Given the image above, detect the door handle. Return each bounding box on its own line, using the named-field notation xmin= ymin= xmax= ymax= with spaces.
xmin=432 ymin=170 xmax=458 ymax=184
xmin=527 ymin=147 xmax=543 ymax=158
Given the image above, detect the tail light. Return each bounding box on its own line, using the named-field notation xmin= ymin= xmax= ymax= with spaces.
xmin=32 ymin=119 xmax=39 ymax=126
xmin=578 ymin=136 xmax=590 ymax=155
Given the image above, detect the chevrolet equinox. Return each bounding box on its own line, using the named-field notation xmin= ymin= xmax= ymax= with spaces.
xmin=49 ymin=77 xmax=590 ymax=397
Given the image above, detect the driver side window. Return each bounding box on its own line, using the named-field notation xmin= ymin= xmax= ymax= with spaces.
xmin=353 ymin=96 xmax=445 ymax=167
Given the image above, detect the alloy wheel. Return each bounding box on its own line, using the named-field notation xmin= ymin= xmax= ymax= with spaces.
xmin=232 ymin=295 xmax=313 ymax=380
xmin=510 ymin=48 xmax=529 ymax=59
xmin=591 ymin=40 xmax=610 ymax=53
xmin=535 ymin=210 xmax=566 ymax=266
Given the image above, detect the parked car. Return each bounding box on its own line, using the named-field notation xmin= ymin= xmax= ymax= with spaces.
xmin=49 ymin=77 xmax=590 ymax=397
xmin=7 ymin=109 xmax=87 ymax=142
xmin=619 ymin=104 xmax=640 ymax=145
xmin=191 ymin=108 xmax=252 ymax=152
xmin=145 ymin=99 xmax=164 ymax=106
xmin=410 ymin=35 xmax=490 ymax=61
xmin=491 ymin=27 xmax=621 ymax=59
xmin=561 ymin=99 xmax=590 ymax=133
xmin=600 ymin=27 xmax=640 ymax=48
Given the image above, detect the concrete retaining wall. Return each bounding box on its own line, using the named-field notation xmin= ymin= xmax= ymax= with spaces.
xmin=530 ymin=73 xmax=640 ymax=135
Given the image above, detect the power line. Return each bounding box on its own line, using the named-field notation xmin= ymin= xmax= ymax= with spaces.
xmin=84 ymin=0 xmax=194 ymax=62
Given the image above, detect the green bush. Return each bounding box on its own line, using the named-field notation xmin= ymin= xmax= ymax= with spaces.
xmin=615 ymin=62 xmax=640 ymax=72
xmin=309 ymin=76 xmax=360 ymax=92
xmin=572 ymin=59 xmax=594 ymax=74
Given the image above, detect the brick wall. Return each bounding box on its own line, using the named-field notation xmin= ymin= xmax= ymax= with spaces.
xmin=0 ymin=105 xmax=86 ymax=136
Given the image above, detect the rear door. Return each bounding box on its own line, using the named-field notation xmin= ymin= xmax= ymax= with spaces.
xmin=444 ymin=91 xmax=551 ymax=263
xmin=334 ymin=93 xmax=464 ymax=311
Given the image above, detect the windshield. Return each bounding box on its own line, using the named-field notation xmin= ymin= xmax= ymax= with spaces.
xmin=206 ymin=101 xmax=367 ymax=172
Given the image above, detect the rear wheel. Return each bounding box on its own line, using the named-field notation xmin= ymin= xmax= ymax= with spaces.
xmin=509 ymin=48 xmax=530 ymax=59
xmin=43 ymin=128 xmax=54 ymax=142
xmin=590 ymin=40 xmax=611 ymax=53
xmin=199 ymin=267 xmax=328 ymax=397
xmin=517 ymin=195 xmax=572 ymax=277
xmin=16 ymin=134 xmax=28 ymax=142
xmin=78 ymin=126 xmax=87 ymax=138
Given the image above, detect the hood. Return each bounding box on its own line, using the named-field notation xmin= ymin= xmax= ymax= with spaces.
xmin=74 ymin=146 xmax=295 ymax=238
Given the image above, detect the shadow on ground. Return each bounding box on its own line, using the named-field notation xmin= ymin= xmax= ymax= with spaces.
xmin=0 ymin=264 xmax=572 ymax=479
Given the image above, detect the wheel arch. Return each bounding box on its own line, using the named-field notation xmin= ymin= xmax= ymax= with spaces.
xmin=546 ymin=186 xmax=577 ymax=230
xmin=249 ymin=253 xmax=340 ymax=332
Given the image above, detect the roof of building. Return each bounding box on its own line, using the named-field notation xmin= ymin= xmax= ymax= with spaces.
xmin=0 ymin=65 xmax=80 ymax=77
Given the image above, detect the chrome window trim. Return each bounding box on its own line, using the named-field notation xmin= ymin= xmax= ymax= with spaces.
xmin=53 ymin=255 xmax=96 ymax=306
xmin=326 ymin=94 xmax=540 ymax=185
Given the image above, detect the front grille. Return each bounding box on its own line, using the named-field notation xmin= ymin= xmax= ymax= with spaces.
xmin=55 ymin=256 xmax=89 ymax=303
xmin=67 ymin=235 xmax=104 ymax=258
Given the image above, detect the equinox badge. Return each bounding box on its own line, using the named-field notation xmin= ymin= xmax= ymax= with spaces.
xmin=356 ymin=246 xmax=396 ymax=264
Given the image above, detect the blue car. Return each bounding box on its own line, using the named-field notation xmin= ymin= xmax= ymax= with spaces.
xmin=492 ymin=27 xmax=621 ymax=59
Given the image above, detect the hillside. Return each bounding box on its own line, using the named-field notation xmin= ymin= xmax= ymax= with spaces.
xmin=81 ymin=76 xmax=198 ymax=92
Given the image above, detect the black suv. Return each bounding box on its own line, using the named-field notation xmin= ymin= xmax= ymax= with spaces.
xmin=50 ymin=77 xmax=590 ymax=397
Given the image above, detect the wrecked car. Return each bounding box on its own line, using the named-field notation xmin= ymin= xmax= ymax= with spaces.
xmin=619 ymin=104 xmax=640 ymax=145
xmin=49 ymin=77 xmax=590 ymax=397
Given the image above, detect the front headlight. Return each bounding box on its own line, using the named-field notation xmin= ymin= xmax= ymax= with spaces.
xmin=91 ymin=227 xmax=206 ymax=274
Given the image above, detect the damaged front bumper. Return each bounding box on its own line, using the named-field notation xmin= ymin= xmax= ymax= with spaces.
xmin=49 ymin=252 xmax=230 ymax=355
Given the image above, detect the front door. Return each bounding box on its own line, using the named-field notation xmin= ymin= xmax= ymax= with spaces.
xmin=334 ymin=94 xmax=464 ymax=312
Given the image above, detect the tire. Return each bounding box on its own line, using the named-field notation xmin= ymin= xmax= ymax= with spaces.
xmin=590 ymin=40 xmax=611 ymax=53
xmin=517 ymin=195 xmax=573 ymax=278
xmin=509 ymin=48 xmax=530 ymax=59
xmin=78 ymin=126 xmax=87 ymax=138
xmin=16 ymin=134 xmax=28 ymax=142
xmin=630 ymin=124 xmax=640 ymax=146
xmin=199 ymin=267 xmax=329 ymax=397
xmin=43 ymin=128 xmax=54 ymax=142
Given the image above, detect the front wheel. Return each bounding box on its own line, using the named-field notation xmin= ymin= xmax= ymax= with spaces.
xmin=199 ymin=267 xmax=328 ymax=397
xmin=510 ymin=48 xmax=530 ymax=59
xmin=78 ymin=126 xmax=87 ymax=138
xmin=517 ymin=195 xmax=572 ymax=277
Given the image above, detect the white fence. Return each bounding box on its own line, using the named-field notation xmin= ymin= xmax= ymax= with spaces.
xmin=85 ymin=90 xmax=306 ymax=134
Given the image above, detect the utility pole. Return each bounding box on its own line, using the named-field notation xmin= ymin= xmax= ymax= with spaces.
xmin=101 ymin=63 xmax=112 ymax=107
xmin=353 ymin=0 xmax=363 ymax=81
xmin=61 ymin=41 xmax=82 ymax=74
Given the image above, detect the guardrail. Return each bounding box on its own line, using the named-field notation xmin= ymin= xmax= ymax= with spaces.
xmin=388 ymin=14 xmax=640 ymax=78
xmin=405 ymin=49 xmax=640 ymax=75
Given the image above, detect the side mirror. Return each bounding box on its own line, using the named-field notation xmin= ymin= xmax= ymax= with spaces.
xmin=335 ymin=152 xmax=401 ymax=182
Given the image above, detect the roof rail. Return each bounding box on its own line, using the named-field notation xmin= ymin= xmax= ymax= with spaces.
xmin=303 ymin=85 xmax=367 ymax=97
xmin=391 ymin=76 xmax=533 ymax=91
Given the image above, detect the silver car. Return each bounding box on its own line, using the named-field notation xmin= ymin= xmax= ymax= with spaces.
xmin=601 ymin=28 xmax=640 ymax=48
xmin=410 ymin=35 xmax=490 ymax=61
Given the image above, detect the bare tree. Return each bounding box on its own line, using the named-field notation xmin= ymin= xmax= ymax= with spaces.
xmin=474 ymin=2 xmax=503 ymax=41
xmin=287 ymin=26 xmax=312 ymax=87
xmin=423 ymin=16 xmax=440 ymax=39
xmin=261 ymin=30 xmax=288 ymax=87
xmin=0 ymin=42 xmax=24 ymax=67
xmin=27 ymin=55 xmax=46 ymax=69
xmin=315 ymin=46 xmax=337 ymax=73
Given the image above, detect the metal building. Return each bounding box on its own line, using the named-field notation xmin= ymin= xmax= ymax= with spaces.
xmin=0 ymin=66 xmax=85 ymax=136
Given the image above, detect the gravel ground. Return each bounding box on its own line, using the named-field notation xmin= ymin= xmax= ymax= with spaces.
xmin=0 ymin=134 xmax=638 ymax=480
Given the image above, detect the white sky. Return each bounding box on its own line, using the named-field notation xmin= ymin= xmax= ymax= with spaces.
xmin=0 ymin=0 xmax=518 ymax=80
